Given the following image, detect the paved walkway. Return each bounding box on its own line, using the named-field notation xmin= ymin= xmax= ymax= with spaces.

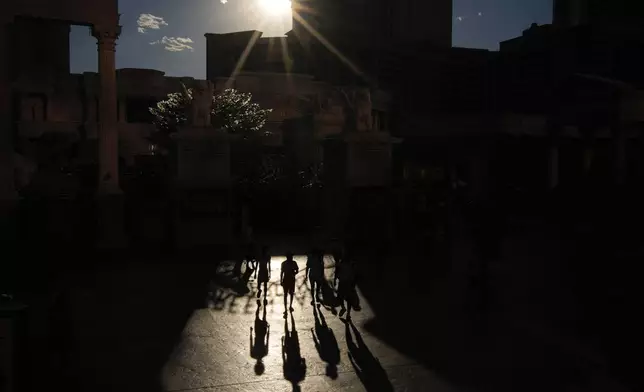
xmin=42 ymin=256 xmax=464 ymax=392
xmin=29 ymin=224 xmax=636 ymax=392
xmin=161 ymin=256 xmax=463 ymax=392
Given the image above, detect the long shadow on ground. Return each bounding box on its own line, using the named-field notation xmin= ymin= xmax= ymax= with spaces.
xmin=41 ymin=258 xmax=216 ymax=392
xmin=355 ymin=243 xmax=631 ymax=392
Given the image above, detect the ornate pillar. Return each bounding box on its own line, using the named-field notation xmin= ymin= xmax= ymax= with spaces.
xmin=92 ymin=26 xmax=121 ymax=194
xmin=92 ymin=26 xmax=125 ymax=249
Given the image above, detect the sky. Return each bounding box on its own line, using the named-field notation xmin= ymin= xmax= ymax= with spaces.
xmin=70 ymin=0 xmax=553 ymax=78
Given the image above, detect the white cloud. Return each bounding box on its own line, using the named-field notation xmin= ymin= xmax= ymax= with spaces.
xmin=151 ymin=36 xmax=195 ymax=52
xmin=137 ymin=13 xmax=168 ymax=33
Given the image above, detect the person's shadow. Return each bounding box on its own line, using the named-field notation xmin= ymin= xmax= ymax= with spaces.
xmin=282 ymin=312 xmax=306 ymax=392
xmin=311 ymin=304 xmax=340 ymax=379
xmin=250 ymin=301 xmax=270 ymax=375
xmin=344 ymin=319 xmax=393 ymax=392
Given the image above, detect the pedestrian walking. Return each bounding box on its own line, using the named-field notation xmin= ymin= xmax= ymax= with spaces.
xmin=337 ymin=259 xmax=359 ymax=319
xmin=245 ymin=242 xmax=257 ymax=280
xmin=256 ymin=245 xmax=271 ymax=302
xmin=281 ymin=252 xmax=299 ymax=315
xmin=331 ymin=247 xmax=343 ymax=290
xmin=334 ymin=243 xmax=353 ymax=289
xmin=307 ymin=248 xmax=325 ymax=305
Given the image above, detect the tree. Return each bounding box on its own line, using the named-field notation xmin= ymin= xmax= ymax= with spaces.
xmin=149 ymin=87 xmax=278 ymax=186
xmin=149 ymin=87 xmax=272 ymax=138
xmin=211 ymin=89 xmax=272 ymax=135
xmin=149 ymin=90 xmax=189 ymax=135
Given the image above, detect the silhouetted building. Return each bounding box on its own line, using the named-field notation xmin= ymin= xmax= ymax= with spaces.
xmin=204 ymin=29 xmax=394 ymax=157
xmin=497 ymin=3 xmax=644 ymax=195
xmin=292 ymin=0 xmax=452 ymax=48
xmin=205 ymin=28 xmax=399 ymax=242
xmin=1 ymin=0 xmax=123 ymax=250
xmin=9 ymin=17 xmax=70 ymax=81
xmin=553 ymin=0 xmax=644 ymax=32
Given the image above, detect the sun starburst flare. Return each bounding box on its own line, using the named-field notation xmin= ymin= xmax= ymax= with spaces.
xmin=225 ymin=0 xmax=363 ymax=85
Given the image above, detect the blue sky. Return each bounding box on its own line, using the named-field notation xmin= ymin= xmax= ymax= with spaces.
xmin=70 ymin=0 xmax=552 ymax=78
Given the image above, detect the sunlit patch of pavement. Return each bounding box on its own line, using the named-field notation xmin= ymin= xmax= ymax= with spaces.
xmin=161 ymin=256 xmax=464 ymax=392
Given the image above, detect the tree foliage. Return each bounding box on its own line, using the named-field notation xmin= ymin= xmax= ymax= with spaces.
xmin=211 ymin=89 xmax=271 ymax=134
xmin=150 ymin=91 xmax=189 ymax=134
xmin=149 ymin=87 xmax=272 ymax=136
xmin=147 ymin=86 xmax=323 ymax=191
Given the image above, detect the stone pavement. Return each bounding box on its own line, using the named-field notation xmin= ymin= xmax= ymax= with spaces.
xmin=39 ymin=255 xmax=465 ymax=392
xmin=160 ymin=256 xmax=464 ymax=392
xmin=29 ymin=228 xmax=636 ymax=392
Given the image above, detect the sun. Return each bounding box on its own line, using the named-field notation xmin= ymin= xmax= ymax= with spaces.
xmin=257 ymin=0 xmax=292 ymax=17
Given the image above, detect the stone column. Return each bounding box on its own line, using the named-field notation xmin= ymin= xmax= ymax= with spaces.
xmin=92 ymin=26 xmax=125 ymax=249
xmin=92 ymin=26 xmax=121 ymax=194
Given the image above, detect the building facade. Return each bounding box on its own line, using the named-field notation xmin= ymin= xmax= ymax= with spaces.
xmin=2 ymin=0 xmax=123 ymax=250
xmin=292 ymin=0 xmax=452 ymax=48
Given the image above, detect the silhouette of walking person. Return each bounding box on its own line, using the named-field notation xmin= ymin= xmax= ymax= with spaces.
xmin=256 ymin=245 xmax=271 ymax=302
xmin=333 ymin=243 xmax=350 ymax=290
xmin=282 ymin=312 xmax=306 ymax=392
xmin=306 ymin=248 xmax=324 ymax=305
xmin=242 ymin=205 xmax=256 ymax=274
xmin=344 ymin=319 xmax=393 ymax=392
xmin=281 ymin=252 xmax=299 ymax=316
xmin=337 ymin=259 xmax=359 ymax=319
xmin=250 ymin=301 xmax=270 ymax=375
xmin=311 ymin=304 xmax=340 ymax=379
xmin=246 ymin=244 xmax=257 ymax=280
xmin=332 ymin=248 xmax=343 ymax=290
